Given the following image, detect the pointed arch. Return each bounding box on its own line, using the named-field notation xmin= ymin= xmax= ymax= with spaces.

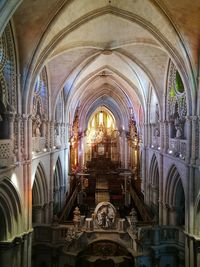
xmin=32 ymin=162 xmax=48 ymax=206
xmin=194 ymin=194 xmax=200 ymax=236
xmin=32 ymin=162 xmax=48 ymax=224
xmin=53 ymin=156 xmax=64 ymax=214
xmin=165 ymin=165 xmax=185 ymax=226
xmin=0 ymin=22 xmax=19 ymax=139
xmin=0 ymin=178 xmax=22 ymax=241
xmin=149 ymin=154 xmax=159 ymax=219
xmin=149 ymin=154 xmax=159 ymax=186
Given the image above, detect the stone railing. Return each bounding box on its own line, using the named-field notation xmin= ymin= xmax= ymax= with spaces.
xmin=32 ymin=137 xmax=46 ymax=153
xmin=33 ymin=221 xmax=185 ymax=256
xmin=135 ymin=225 xmax=185 ymax=250
xmin=169 ymin=138 xmax=187 ymax=159
xmin=0 ymin=139 xmax=14 ymax=167
xmin=152 ymin=136 xmax=161 ymax=149
xmin=33 ymin=224 xmax=73 ymax=244
xmin=33 ymin=220 xmax=129 ymax=246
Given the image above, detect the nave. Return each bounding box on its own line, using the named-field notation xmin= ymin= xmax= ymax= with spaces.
xmin=0 ymin=1 xmax=200 ymax=267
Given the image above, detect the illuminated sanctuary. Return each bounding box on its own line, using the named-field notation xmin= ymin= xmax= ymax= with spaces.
xmin=0 ymin=1 xmax=200 ymax=266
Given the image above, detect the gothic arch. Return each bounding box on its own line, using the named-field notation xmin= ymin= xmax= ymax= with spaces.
xmin=165 ymin=165 xmax=185 ymax=226
xmin=164 ymin=60 xmax=188 ymax=147
xmin=32 ymin=162 xmax=48 ymax=224
xmin=194 ymin=194 xmax=200 ymax=236
xmin=0 ymin=1 xmax=22 ymax=35
xmin=149 ymin=154 xmax=159 ymax=219
xmin=0 ymin=178 xmax=22 ymax=241
xmin=149 ymin=154 xmax=159 ymax=186
xmin=32 ymin=66 xmax=49 ymax=138
xmin=0 ymin=23 xmax=19 ymax=112
xmin=25 ymin=5 xmax=194 ymax=116
xmin=0 ymin=22 xmax=19 ymax=140
xmin=53 ymin=157 xmax=64 ymax=214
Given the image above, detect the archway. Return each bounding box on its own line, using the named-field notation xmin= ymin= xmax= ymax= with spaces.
xmin=149 ymin=154 xmax=159 ymax=221
xmin=84 ymin=107 xmax=119 ymax=164
xmin=32 ymin=163 xmax=48 ymax=224
xmin=0 ymin=178 xmax=22 ymax=241
xmin=53 ymin=157 xmax=64 ymax=215
xmin=165 ymin=165 xmax=185 ymax=226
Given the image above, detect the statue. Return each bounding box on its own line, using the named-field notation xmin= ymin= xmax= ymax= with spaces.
xmin=35 ymin=114 xmax=42 ymax=137
xmin=174 ymin=117 xmax=183 ymax=139
xmin=95 ymin=202 xmax=116 ymax=229
xmin=154 ymin=128 xmax=160 ymax=137
xmin=73 ymin=207 xmax=81 ymax=231
xmin=129 ymin=208 xmax=138 ymax=230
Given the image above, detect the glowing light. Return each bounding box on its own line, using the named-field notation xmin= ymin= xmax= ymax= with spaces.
xmin=107 ymin=117 xmax=112 ymax=128
xmin=99 ymin=111 xmax=103 ymax=125
xmin=92 ymin=118 xmax=95 ymax=128
xmin=11 ymin=173 xmax=19 ymax=191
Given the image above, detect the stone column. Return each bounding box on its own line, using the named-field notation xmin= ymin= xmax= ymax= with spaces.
xmin=21 ymin=235 xmax=28 ymax=267
xmin=149 ymin=123 xmax=152 ymax=146
xmin=196 ymin=244 xmax=200 ymax=267
xmin=78 ymin=132 xmax=84 ymax=169
xmin=163 ymin=203 xmax=170 ymax=225
xmin=158 ymin=153 xmax=163 ymax=225
xmin=190 ymin=116 xmax=197 ymax=164
xmin=169 ymin=205 xmax=176 ymax=225
xmin=6 ymin=112 xmax=15 ymax=163
xmin=43 ymin=203 xmax=49 ymax=224
xmin=143 ymin=123 xmax=148 ymax=148
xmin=159 ymin=121 xmax=164 ymax=151
xmin=119 ymin=130 xmax=125 ymax=167
xmin=22 ymin=114 xmax=28 ymax=160
xmin=50 ymin=121 xmax=55 ymax=149
xmin=184 ymin=116 xmax=191 ymax=163
xmin=124 ymin=132 xmax=128 ymax=168
xmin=32 ymin=205 xmax=43 ymax=224
xmin=28 ymin=115 xmax=33 ymax=157
xmin=163 ymin=120 xmax=169 ymax=153
xmin=49 ymin=152 xmax=54 ymax=221
xmin=46 ymin=120 xmax=50 ymax=150
xmin=158 ymin=200 xmax=163 ymax=225
xmin=15 ymin=114 xmax=22 ymax=162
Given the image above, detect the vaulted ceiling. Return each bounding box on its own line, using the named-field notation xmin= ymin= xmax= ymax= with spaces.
xmin=3 ymin=0 xmax=200 ymax=128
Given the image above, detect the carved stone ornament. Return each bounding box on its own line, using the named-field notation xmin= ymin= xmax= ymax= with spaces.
xmin=94 ymin=202 xmax=116 ymax=229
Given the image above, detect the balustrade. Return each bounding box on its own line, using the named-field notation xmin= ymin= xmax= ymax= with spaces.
xmin=168 ymin=138 xmax=187 ymax=159
xmin=32 ymin=137 xmax=46 ymax=153
xmin=0 ymin=139 xmax=14 ymax=167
